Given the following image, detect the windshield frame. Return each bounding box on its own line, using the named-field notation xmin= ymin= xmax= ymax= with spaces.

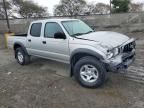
xmin=61 ymin=20 xmax=94 ymax=37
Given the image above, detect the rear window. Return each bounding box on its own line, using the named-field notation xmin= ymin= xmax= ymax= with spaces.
xmin=30 ymin=23 xmax=42 ymax=37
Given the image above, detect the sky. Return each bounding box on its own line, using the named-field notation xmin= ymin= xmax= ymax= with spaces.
xmin=33 ymin=0 xmax=144 ymax=15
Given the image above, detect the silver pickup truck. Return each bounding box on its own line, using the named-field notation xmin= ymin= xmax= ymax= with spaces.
xmin=8 ymin=19 xmax=136 ymax=88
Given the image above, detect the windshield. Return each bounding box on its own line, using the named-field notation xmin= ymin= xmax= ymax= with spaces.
xmin=62 ymin=20 xmax=94 ymax=37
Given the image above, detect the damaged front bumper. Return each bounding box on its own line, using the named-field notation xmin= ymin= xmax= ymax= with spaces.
xmin=104 ymin=50 xmax=135 ymax=72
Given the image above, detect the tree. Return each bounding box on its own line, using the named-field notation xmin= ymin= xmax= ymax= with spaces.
xmin=111 ymin=0 xmax=130 ymax=13
xmin=12 ymin=0 xmax=48 ymax=18
xmin=84 ymin=3 xmax=110 ymax=15
xmin=0 ymin=1 xmax=12 ymax=18
xmin=54 ymin=0 xmax=86 ymax=16
xmin=129 ymin=3 xmax=143 ymax=12
xmin=84 ymin=4 xmax=95 ymax=15
xmin=94 ymin=3 xmax=110 ymax=14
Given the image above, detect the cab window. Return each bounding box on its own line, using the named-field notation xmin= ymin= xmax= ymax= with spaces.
xmin=30 ymin=23 xmax=42 ymax=37
xmin=44 ymin=22 xmax=64 ymax=38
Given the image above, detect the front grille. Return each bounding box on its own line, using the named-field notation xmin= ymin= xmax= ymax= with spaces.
xmin=123 ymin=41 xmax=136 ymax=53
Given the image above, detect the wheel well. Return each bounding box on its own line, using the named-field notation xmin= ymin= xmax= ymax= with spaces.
xmin=14 ymin=44 xmax=21 ymax=51
xmin=14 ymin=44 xmax=22 ymax=58
xmin=70 ymin=53 xmax=100 ymax=76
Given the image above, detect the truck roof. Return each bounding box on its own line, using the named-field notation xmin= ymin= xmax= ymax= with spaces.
xmin=31 ymin=18 xmax=79 ymax=23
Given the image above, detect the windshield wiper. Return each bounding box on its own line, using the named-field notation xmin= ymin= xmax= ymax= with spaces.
xmin=71 ymin=33 xmax=84 ymax=37
xmin=84 ymin=31 xmax=94 ymax=34
xmin=71 ymin=31 xmax=94 ymax=37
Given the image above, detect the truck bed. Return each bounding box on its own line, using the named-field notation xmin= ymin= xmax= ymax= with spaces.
xmin=11 ymin=34 xmax=27 ymax=37
xmin=7 ymin=35 xmax=27 ymax=49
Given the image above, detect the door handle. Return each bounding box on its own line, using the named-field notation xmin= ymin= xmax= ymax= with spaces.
xmin=28 ymin=39 xmax=31 ymax=42
xmin=42 ymin=41 xmax=46 ymax=44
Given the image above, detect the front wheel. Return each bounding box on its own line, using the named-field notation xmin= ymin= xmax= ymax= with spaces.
xmin=15 ymin=48 xmax=30 ymax=65
xmin=74 ymin=56 xmax=106 ymax=88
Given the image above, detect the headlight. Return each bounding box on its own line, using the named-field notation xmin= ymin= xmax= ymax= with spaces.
xmin=107 ymin=48 xmax=119 ymax=59
xmin=106 ymin=51 xmax=114 ymax=59
xmin=113 ymin=48 xmax=119 ymax=56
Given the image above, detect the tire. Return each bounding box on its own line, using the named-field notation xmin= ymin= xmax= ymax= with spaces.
xmin=74 ymin=56 xmax=106 ymax=88
xmin=15 ymin=48 xmax=30 ymax=65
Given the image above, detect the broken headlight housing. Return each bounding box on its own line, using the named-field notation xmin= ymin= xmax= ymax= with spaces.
xmin=106 ymin=47 xmax=120 ymax=59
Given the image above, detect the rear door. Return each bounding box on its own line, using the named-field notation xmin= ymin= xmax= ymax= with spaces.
xmin=26 ymin=22 xmax=44 ymax=56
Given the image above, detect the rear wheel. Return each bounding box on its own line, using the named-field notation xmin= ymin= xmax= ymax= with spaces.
xmin=15 ymin=48 xmax=30 ymax=65
xmin=74 ymin=56 xmax=106 ymax=88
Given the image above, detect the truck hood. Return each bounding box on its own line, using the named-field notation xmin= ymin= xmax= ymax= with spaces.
xmin=78 ymin=31 xmax=129 ymax=48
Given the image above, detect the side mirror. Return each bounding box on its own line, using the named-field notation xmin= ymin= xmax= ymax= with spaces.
xmin=54 ymin=32 xmax=66 ymax=39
